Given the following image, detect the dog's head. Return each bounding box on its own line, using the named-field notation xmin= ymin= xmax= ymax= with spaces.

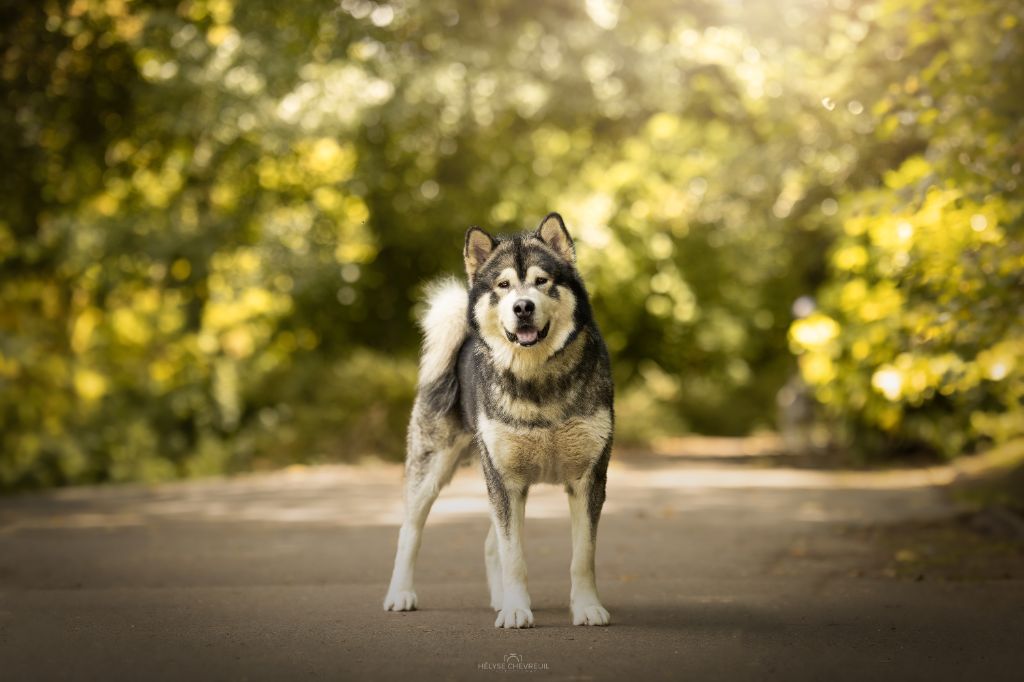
xmin=464 ymin=213 xmax=589 ymax=369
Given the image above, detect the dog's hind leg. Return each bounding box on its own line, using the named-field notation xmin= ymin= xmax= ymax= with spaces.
xmin=383 ymin=407 xmax=467 ymax=612
xmin=484 ymin=522 xmax=503 ymax=611
xmin=566 ymin=442 xmax=612 ymax=626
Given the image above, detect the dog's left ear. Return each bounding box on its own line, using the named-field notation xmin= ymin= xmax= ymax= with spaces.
xmin=535 ymin=212 xmax=575 ymax=263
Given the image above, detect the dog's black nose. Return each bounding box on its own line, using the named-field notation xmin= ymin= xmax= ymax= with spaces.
xmin=513 ymin=299 xmax=535 ymax=319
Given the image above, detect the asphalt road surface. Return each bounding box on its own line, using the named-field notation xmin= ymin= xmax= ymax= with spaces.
xmin=2 ymin=439 xmax=1022 ymax=681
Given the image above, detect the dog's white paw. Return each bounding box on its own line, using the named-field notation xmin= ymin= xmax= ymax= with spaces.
xmin=572 ymin=603 xmax=610 ymax=626
xmin=383 ymin=589 xmax=418 ymax=612
xmin=494 ymin=606 xmax=535 ymax=629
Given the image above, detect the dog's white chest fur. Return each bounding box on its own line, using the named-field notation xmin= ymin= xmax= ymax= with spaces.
xmin=478 ymin=409 xmax=611 ymax=485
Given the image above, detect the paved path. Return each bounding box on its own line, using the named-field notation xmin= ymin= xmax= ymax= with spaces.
xmin=1 ymin=440 xmax=1022 ymax=680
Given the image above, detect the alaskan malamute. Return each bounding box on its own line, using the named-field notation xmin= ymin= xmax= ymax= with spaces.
xmin=383 ymin=213 xmax=614 ymax=628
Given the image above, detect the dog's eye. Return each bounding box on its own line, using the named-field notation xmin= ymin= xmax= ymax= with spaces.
xmin=497 ymin=281 xmax=510 ymax=289
xmin=535 ymin=277 xmax=548 ymax=286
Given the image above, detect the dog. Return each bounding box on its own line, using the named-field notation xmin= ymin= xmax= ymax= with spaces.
xmin=382 ymin=213 xmax=614 ymax=628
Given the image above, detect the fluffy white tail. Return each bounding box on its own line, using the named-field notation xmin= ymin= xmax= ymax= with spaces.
xmin=417 ymin=277 xmax=469 ymax=387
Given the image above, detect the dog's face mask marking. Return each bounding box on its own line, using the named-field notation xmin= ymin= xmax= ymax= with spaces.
xmin=491 ymin=265 xmax=553 ymax=347
xmin=465 ymin=215 xmax=581 ymax=371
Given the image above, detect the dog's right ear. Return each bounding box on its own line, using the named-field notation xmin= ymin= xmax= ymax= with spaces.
xmin=464 ymin=226 xmax=497 ymax=281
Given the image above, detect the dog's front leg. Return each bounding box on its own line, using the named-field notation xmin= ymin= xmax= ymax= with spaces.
xmin=566 ymin=444 xmax=612 ymax=626
xmin=484 ymin=522 xmax=503 ymax=611
xmin=481 ymin=449 xmax=534 ymax=629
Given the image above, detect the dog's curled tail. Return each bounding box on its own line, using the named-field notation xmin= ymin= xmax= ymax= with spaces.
xmin=417 ymin=277 xmax=469 ymax=398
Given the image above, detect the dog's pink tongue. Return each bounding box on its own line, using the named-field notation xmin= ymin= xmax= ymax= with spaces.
xmin=516 ymin=328 xmax=539 ymax=344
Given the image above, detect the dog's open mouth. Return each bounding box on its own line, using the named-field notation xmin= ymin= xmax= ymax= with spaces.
xmin=505 ymin=321 xmax=550 ymax=347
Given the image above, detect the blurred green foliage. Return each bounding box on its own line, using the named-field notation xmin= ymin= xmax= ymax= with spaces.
xmin=1 ymin=0 xmax=1020 ymax=488
xmin=790 ymin=0 xmax=1024 ymax=458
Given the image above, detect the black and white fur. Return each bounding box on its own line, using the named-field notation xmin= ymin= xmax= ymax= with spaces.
xmin=383 ymin=213 xmax=614 ymax=628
